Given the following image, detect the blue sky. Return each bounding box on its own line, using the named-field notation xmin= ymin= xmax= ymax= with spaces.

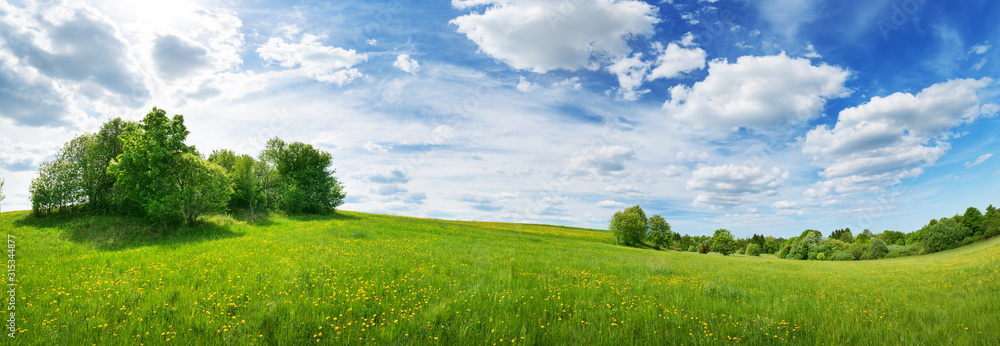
xmin=1 ymin=0 xmax=998 ymax=238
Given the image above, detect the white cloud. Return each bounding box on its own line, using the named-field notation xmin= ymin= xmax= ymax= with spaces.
xmin=450 ymin=0 xmax=658 ymax=73
xmin=687 ymin=164 xmax=788 ymax=209
xmin=972 ymin=58 xmax=987 ymax=71
xmin=965 ymin=153 xmax=993 ymax=168
xmin=552 ymin=77 xmax=582 ymax=89
xmin=803 ymin=42 xmax=821 ymax=58
xmin=364 ymin=168 xmax=411 ymax=184
xmin=565 ymin=145 xmax=636 ymax=177
xmin=361 ymin=141 xmax=391 ymax=154
xmin=430 ymin=125 xmax=454 ymax=144
xmin=515 ymin=76 xmax=537 ymax=92
xmin=607 ymin=53 xmax=650 ymax=101
xmin=257 ymin=34 xmax=367 ymax=85
xmin=596 ymin=200 xmax=628 ymax=208
xmin=393 ymin=54 xmax=420 ymax=74
xmin=647 ymin=43 xmax=706 ymax=80
xmin=970 ymin=43 xmax=991 ymax=55
xmin=663 ymin=53 xmax=851 ymax=132
xmin=798 ymin=78 xmax=992 ymax=200
xmin=604 ymin=184 xmax=643 ymax=199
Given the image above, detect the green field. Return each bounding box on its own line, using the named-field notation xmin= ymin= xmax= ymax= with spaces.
xmin=2 ymin=210 xmax=999 ymax=345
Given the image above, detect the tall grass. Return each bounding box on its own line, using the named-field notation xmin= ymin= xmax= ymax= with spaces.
xmin=2 ymin=210 xmax=998 ymax=344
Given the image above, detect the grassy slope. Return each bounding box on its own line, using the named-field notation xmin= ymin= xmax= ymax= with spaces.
xmin=2 ymin=210 xmax=998 ymax=345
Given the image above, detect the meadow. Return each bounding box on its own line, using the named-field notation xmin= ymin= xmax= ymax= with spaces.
xmin=2 ymin=210 xmax=998 ymax=345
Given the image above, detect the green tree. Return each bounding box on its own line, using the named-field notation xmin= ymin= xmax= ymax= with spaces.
xmin=862 ymin=238 xmax=888 ymax=260
xmin=788 ymin=230 xmax=821 ymax=260
xmin=609 ymin=205 xmax=648 ymax=246
xmin=260 ymin=138 xmax=345 ymax=214
xmin=107 ymin=107 xmax=195 ymax=222
xmin=711 ymin=229 xmax=737 ymax=256
xmin=924 ymin=218 xmax=963 ymax=253
xmin=30 ymin=138 xmax=91 ymax=214
xmin=962 ymin=207 xmax=983 ymax=237
xmin=89 ymin=118 xmax=140 ymax=213
xmin=209 ymin=150 xmax=268 ymax=217
xmin=647 ymin=215 xmax=672 ymax=249
xmin=855 ymin=229 xmax=872 ymax=244
xmin=745 ymin=243 xmax=761 ymax=256
xmin=830 ymin=228 xmax=853 ymax=243
xmin=171 ymin=153 xmax=233 ymax=225
xmin=763 ymin=238 xmax=779 ymax=254
xmin=778 ymin=244 xmax=791 ymax=258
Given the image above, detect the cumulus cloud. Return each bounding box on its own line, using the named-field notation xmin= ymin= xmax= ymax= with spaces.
xmin=461 ymin=192 xmax=520 ymax=212
xmin=796 ymin=78 xmax=992 ymax=201
xmin=257 ymin=34 xmax=367 ymax=85
xmin=596 ymin=200 xmax=628 ymax=208
xmin=965 ymin=153 xmax=993 ymax=168
xmin=687 ymin=164 xmax=788 ymax=209
xmin=371 ymin=184 xmax=407 ymax=196
xmin=153 ymin=34 xmax=211 ymax=79
xmin=393 ymin=54 xmax=420 ymax=74
xmin=604 ymin=184 xmax=643 ymax=199
xmin=661 ymin=164 xmax=687 ymax=177
xmin=647 ymin=43 xmax=706 ymax=80
xmin=663 ymin=53 xmax=851 ymax=132
xmin=565 ymin=145 xmax=636 ymax=177
xmin=0 ymin=4 xmax=149 ymax=109
xmin=450 ymin=0 xmax=658 ymax=73
xmin=607 ymin=53 xmax=650 ymax=101
xmin=516 ymin=76 xmax=537 ymax=92
xmin=361 ymin=141 xmax=391 ymax=154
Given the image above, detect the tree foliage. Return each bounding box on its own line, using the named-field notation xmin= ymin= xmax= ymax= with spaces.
xmin=261 ymin=138 xmax=345 ymax=214
xmin=647 ymin=215 xmax=672 ymax=250
xmin=711 ymin=229 xmax=737 ymax=256
xmin=962 ymin=207 xmax=983 ymax=237
xmin=923 ymin=218 xmax=963 ymax=253
xmin=763 ymin=238 xmax=779 ymax=254
xmin=609 ymin=205 xmax=647 ymax=246
xmin=745 ymin=243 xmax=761 ymax=256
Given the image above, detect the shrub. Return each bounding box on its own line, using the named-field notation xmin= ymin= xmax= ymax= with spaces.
xmin=778 ymin=244 xmax=791 ymax=259
xmin=736 ymin=247 xmax=745 ymax=255
xmin=816 ymin=252 xmax=826 ymax=260
xmin=848 ymin=242 xmax=869 ymax=260
xmin=763 ymin=238 xmax=779 ymax=254
xmin=863 ymin=238 xmax=888 ymax=260
xmin=698 ymin=242 xmax=710 ymax=254
xmin=830 ymin=251 xmax=855 ymax=261
xmin=745 ymin=243 xmax=761 ymax=256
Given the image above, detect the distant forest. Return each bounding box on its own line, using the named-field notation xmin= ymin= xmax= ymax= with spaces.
xmin=609 ymin=204 xmax=1000 ymax=261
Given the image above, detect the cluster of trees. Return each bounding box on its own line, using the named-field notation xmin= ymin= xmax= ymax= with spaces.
xmin=608 ymin=203 xmax=1000 ymax=261
xmin=609 ymin=205 xmax=675 ymax=249
xmin=30 ymin=107 xmax=345 ymax=225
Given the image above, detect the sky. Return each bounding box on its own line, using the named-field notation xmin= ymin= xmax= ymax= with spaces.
xmin=0 ymin=0 xmax=998 ymax=238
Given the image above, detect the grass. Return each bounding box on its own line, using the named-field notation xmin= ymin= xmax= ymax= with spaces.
xmin=2 ymin=209 xmax=998 ymax=344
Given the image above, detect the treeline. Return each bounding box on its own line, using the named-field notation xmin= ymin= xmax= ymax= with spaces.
xmin=30 ymin=107 xmax=345 ymax=225
xmin=609 ymin=204 xmax=1000 ymax=261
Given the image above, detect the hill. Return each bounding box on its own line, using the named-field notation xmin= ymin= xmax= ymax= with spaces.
xmin=2 ymin=210 xmax=998 ymax=344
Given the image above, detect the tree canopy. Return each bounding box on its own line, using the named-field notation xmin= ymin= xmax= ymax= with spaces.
xmin=609 ymin=205 xmax=647 ymax=247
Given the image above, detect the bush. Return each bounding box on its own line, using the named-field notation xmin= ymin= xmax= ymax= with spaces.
xmin=778 ymin=244 xmax=791 ymax=259
xmin=830 ymin=251 xmax=855 ymax=261
xmin=816 ymin=252 xmax=826 ymax=260
xmin=763 ymin=238 xmax=779 ymax=254
xmin=698 ymin=242 xmax=710 ymax=254
xmin=261 ymin=138 xmax=345 ymax=214
xmin=736 ymin=247 xmax=745 ymax=255
xmin=688 ymin=245 xmax=697 ymax=252
xmin=609 ymin=205 xmax=648 ymax=247
xmin=885 ymin=244 xmax=921 ymax=259
xmin=848 ymin=242 xmax=869 ymax=260
xmin=745 ymin=243 xmax=761 ymax=256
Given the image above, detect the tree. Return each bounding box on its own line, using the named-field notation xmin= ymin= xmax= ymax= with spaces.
xmin=609 ymin=205 xmax=648 ymax=246
xmin=209 ymin=150 xmax=268 ymax=217
xmin=831 ymin=228 xmax=853 ymax=243
xmin=171 ymin=153 xmax=233 ymax=225
xmin=30 ymin=140 xmax=90 ymax=214
xmin=763 ymin=238 xmax=779 ymax=254
xmin=924 ymin=218 xmax=963 ymax=253
xmin=0 ymin=177 xmax=5 ymax=212
xmin=778 ymin=244 xmax=791 ymax=258
xmin=862 ymin=238 xmax=888 ymax=260
xmin=962 ymin=207 xmax=983 ymax=237
xmin=745 ymin=243 xmax=761 ymax=256
xmin=788 ymin=230 xmax=821 ymax=260
xmin=647 ymin=215 xmax=672 ymax=249
xmin=108 ymin=107 xmax=195 ymax=223
xmin=260 ymin=138 xmax=345 ymax=214
xmin=711 ymin=229 xmax=737 ymax=256
xmin=855 ymin=229 xmax=872 ymax=244
xmin=89 ymin=118 xmax=140 ymax=213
